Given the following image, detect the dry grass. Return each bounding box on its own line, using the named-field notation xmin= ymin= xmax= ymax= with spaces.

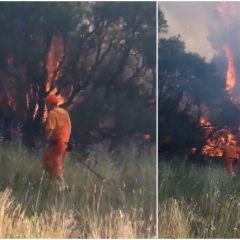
xmin=159 ymin=199 xmax=191 ymax=238
xmin=159 ymin=158 xmax=240 ymax=238
xmin=0 ymin=142 xmax=156 ymax=238
xmin=0 ymin=189 xmax=75 ymax=238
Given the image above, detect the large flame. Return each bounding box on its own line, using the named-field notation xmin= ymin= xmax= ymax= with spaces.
xmin=46 ymin=35 xmax=65 ymax=105
xmin=223 ymin=45 xmax=236 ymax=94
xmin=199 ymin=3 xmax=239 ymax=159
xmin=200 ymin=116 xmax=237 ymax=157
xmin=39 ymin=36 xmax=65 ymax=121
xmin=217 ymin=3 xmax=237 ymax=95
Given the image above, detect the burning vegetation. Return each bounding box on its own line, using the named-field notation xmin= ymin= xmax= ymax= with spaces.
xmin=200 ymin=116 xmax=237 ymax=157
xmin=159 ymin=2 xmax=240 ymax=171
xmin=46 ymin=35 xmax=65 ymax=105
xmin=198 ymin=3 xmax=240 ymax=159
xmin=0 ymin=2 xmax=156 ymax=148
xmin=223 ymin=45 xmax=236 ymax=95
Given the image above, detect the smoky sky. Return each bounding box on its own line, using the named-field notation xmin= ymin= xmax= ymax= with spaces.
xmin=160 ymin=1 xmax=240 ymax=97
xmin=159 ymin=2 xmax=240 ymax=63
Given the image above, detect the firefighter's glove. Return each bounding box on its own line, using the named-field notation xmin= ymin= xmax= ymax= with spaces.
xmin=66 ymin=142 xmax=73 ymax=152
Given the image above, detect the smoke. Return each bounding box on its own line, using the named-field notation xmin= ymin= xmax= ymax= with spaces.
xmin=160 ymin=1 xmax=240 ymax=96
xmin=160 ymin=2 xmax=240 ymax=59
xmin=209 ymin=2 xmax=240 ymax=55
xmin=209 ymin=2 xmax=240 ymax=97
xmin=159 ymin=2 xmax=218 ymax=61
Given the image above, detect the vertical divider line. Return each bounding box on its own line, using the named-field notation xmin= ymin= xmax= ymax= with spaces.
xmin=156 ymin=0 xmax=159 ymax=238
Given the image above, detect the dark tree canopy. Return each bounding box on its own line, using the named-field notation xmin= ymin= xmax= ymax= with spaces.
xmin=0 ymin=2 xmax=156 ymax=147
xmin=158 ymin=8 xmax=240 ymax=155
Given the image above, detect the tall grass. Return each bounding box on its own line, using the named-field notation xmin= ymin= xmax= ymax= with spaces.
xmin=159 ymin=158 xmax=240 ymax=238
xmin=0 ymin=142 xmax=156 ymax=238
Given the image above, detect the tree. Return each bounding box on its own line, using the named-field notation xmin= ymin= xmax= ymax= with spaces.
xmin=158 ymin=26 xmax=227 ymax=152
xmin=0 ymin=2 xmax=156 ymax=147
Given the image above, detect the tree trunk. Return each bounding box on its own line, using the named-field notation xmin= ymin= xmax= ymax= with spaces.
xmin=22 ymin=87 xmax=46 ymax=149
xmin=2 ymin=106 xmax=14 ymax=142
xmin=22 ymin=119 xmax=36 ymax=149
xmin=3 ymin=116 xmax=12 ymax=142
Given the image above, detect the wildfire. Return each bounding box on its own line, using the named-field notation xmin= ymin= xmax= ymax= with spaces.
xmin=216 ymin=3 xmax=238 ymax=95
xmin=200 ymin=116 xmax=238 ymax=157
xmin=46 ymin=35 xmax=65 ymax=105
xmin=39 ymin=35 xmax=66 ymax=121
xmin=197 ymin=3 xmax=240 ymax=158
xmin=223 ymin=45 xmax=236 ymax=94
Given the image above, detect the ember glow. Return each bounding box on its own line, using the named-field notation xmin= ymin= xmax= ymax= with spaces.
xmin=224 ymin=45 xmax=236 ymax=94
xmin=199 ymin=116 xmax=211 ymax=128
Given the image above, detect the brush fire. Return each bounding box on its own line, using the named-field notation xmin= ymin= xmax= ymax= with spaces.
xmin=195 ymin=3 xmax=240 ymax=175
xmin=3 ymin=35 xmax=67 ymax=122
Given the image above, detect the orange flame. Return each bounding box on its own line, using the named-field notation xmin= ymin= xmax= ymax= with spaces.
xmin=194 ymin=3 xmax=240 ymax=158
xmin=46 ymin=35 xmax=65 ymax=105
xmin=42 ymin=36 xmax=65 ymax=121
xmin=46 ymin=36 xmax=64 ymax=91
xmin=223 ymin=45 xmax=236 ymax=94
xmin=199 ymin=116 xmax=211 ymax=127
xmin=200 ymin=116 xmax=238 ymax=157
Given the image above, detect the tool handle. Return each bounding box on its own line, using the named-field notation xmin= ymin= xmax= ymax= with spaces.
xmin=79 ymin=160 xmax=106 ymax=182
xmin=70 ymin=152 xmax=106 ymax=182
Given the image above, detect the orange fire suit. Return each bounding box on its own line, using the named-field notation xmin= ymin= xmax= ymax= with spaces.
xmin=223 ymin=145 xmax=240 ymax=175
xmin=43 ymin=107 xmax=71 ymax=179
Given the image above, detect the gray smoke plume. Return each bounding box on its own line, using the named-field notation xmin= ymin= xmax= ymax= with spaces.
xmin=160 ymin=1 xmax=240 ymax=96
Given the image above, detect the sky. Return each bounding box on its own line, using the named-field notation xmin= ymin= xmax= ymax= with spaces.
xmin=159 ymin=1 xmax=240 ymax=61
xmin=159 ymin=1 xmax=240 ymax=95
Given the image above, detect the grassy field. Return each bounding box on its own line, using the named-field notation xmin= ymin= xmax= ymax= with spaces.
xmin=159 ymin=157 xmax=240 ymax=238
xmin=0 ymin=142 xmax=156 ymax=238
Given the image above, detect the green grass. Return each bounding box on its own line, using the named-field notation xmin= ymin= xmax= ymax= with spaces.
xmin=0 ymin=142 xmax=156 ymax=238
xmin=159 ymin=157 xmax=240 ymax=238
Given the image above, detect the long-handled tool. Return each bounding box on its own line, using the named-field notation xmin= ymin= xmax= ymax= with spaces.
xmin=70 ymin=151 xmax=108 ymax=183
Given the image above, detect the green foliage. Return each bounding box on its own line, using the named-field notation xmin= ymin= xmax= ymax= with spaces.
xmin=159 ymin=36 xmax=209 ymax=148
xmin=159 ymin=36 xmax=224 ymax=105
xmin=158 ymin=31 xmax=231 ymax=150
xmin=158 ymin=8 xmax=240 ymax=153
xmin=0 ymin=143 xmax=156 ymax=237
xmin=158 ymin=8 xmax=168 ymax=34
xmin=159 ymin=159 xmax=240 ymax=238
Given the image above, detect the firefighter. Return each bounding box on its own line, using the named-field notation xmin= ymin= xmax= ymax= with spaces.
xmin=223 ymin=142 xmax=240 ymax=176
xmin=43 ymin=94 xmax=71 ymax=181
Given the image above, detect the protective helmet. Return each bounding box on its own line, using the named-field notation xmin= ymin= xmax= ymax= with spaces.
xmin=45 ymin=94 xmax=59 ymax=105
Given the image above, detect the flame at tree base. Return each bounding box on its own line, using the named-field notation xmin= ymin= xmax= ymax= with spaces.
xmin=199 ymin=117 xmax=238 ymax=157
